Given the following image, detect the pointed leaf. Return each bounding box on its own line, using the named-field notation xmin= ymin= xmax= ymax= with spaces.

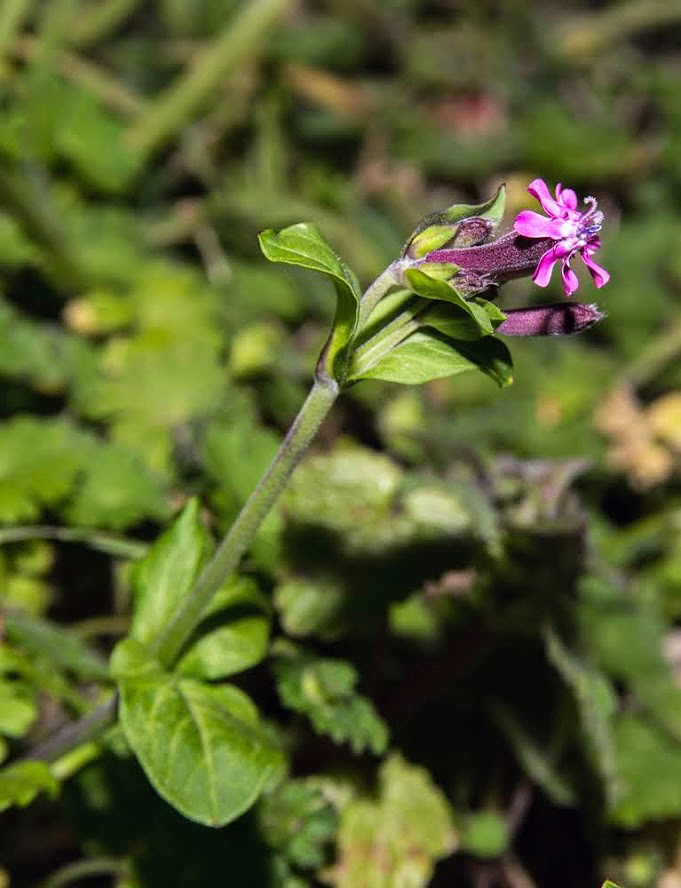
xmin=351 ymin=329 xmax=513 ymax=387
xmin=258 ymin=223 xmax=361 ymax=379
xmin=111 ymin=638 xmax=285 ymax=827
xmin=176 ymin=577 xmax=271 ymax=680
xmin=421 ymin=303 xmax=488 ymax=341
xmin=130 ymin=499 xmax=211 ymax=646
xmin=404 ymin=268 xmax=493 ymax=333
xmin=403 ymin=185 xmax=506 ymax=257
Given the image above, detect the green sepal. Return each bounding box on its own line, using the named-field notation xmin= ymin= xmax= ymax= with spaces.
xmin=404 ymin=268 xmax=493 ymax=334
xmin=402 ymin=185 xmax=506 ymax=258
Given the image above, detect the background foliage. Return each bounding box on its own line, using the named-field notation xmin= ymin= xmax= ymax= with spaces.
xmin=1 ymin=0 xmax=681 ymax=885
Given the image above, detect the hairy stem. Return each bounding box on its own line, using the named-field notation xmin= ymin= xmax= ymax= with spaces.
xmin=24 ymin=696 xmax=117 ymax=763
xmin=153 ymin=376 xmax=339 ymax=667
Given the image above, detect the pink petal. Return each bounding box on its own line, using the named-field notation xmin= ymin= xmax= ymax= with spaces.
xmin=581 ymin=252 xmax=610 ymax=288
xmin=560 ymin=259 xmax=580 ymax=296
xmin=513 ymin=210 xmax=566 ymax=240
xmin=527 ymin=178 xmax=563 ymax=218
xmin=556 ymin=184 xmax=578 ymax=210
xmin=532 ymin=246 xmax=560 ymax=287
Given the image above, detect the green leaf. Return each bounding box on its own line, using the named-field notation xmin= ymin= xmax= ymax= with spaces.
xmin=0 ymin=678 xmax=36 ymax=739
xmin=259 ymin=779 xmax=338 ymax=870
xmin=274 ymin=649 xmax=388 ymax=755
xmin=492 ymin=704 xmax=575 ymax=806
xmin=129 ymin=499 xmax=211 ymax=646
xmin=0 ymin=761 xmax=59 ymax=812
xmin=544 ymin=627 xmax=619 ymax=805
xmin=111 ymin=638 xmax=285 ymax=827
xmin=330 ymin=754 xmax=456 ymax=887
xmin=64 ymin=442 xmax=168 ymax=531
xmin=275 ymin=576 xmax=347 ymax=640
xmin=0 ymin=418 xmax=84 ymax=523
xmin=610 ymin=713 xmax=681 ymax=828
xmin=459 ymin=811 xmax=509 ymax=859
xmin=420 ymin=303 xmax=488 ymax=341
xmin=403 ymin=185 xmax=506 ymax=257
xmin=55 ymin=82 xmax=142 ymax=193
xmin=5 ymin=612 xmax=109 ymax=682
xmin=404 ymin=268 xmax=493 ymax=333
xmin=176 ymin=577 xmax=271 ymax=680
xmin=258 ymin=223 xmax=361 ymax=380
xmin=351 ymin=328 xmax=513 ymax=387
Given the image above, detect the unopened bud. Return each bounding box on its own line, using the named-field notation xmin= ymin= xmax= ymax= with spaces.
xmin=496 ymin=302 xmax=604 ymax=336
xmin=403 ymin=185 xmax=506 ymax=259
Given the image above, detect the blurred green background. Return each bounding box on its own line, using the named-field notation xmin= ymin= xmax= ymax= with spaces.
xmin=3 ymin=0 xmax=681 ymax=885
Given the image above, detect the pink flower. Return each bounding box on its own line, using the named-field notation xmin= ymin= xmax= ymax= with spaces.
xmin=513 ymin=178 xmax=610 ymax=297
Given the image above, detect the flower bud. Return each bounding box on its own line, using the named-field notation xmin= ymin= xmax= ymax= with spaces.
xmin=496 ymin=302 xmax=604 ymax=336
xmin=403 ymin=185 xmax=506 ymax=259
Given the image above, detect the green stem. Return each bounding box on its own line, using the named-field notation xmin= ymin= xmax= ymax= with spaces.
xmin=357 ymin=261 xmax=405 ymax=329
xmin=39 ymin=856 xmax=126 ymax=888
xmin=0 ymin=0 xmax=33 ymax=62
xmin=351 ymin=299 xmax=428 ymax=377
xmin=127 ymin=0 xmax=289 ymax=156
xmin=0 ymin=524 xmax=147 ymax=559
xmin=24 ymin=696 xmax=117 ymax=763
xmin=153 ymin=376 xmax=339 ymax=667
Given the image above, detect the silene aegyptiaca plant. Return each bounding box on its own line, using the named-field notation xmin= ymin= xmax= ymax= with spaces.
xmin=11 ymin=180 xmax=610 ymax=827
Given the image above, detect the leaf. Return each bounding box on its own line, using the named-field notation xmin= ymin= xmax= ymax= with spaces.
xmin=55 ymin=81 xmax=142 ymax=193
xmin=176 ymin=577 xmax=271 ymax=680
xmin=420 ymin=303 xmax=488 ymax=341
xmin=258 ymin=223 xmax=361 ymax=379
xmin=611 ymin=714 xmax=681 ymax=828
xmin=404 ymin=268 xmax=493 ymax=334
xmin=0 ymin=418 xmax=84 ymax=523
xmin=275 ymin=576 xmax=347 ymax=640
xmin=259 ymin=779 xmax=338 ymax=870
xmin=64 ymin=442 xmax=168 ymax=531
xmin=0 ymin=761 xmax=59 ymax=812
xmin=329 ymin=754 xmax=456 ymax=887
xmin=5 ymin=612 xmax=109 ymax=682
xmin=111 ymin=638 xmax=285 ymax=827
xmin=544 ymin=627 xmax=620 ymax=805
xmin=403 ymin=185 xmax=507 ymax=257
xmin=129 ymin=499 xmax=211 ymax=647
xmin=492 ymin=704 xmax=575 ymax=806
xmin=0 ymin=678 xmax=36 ymax=739
xmin=459 ymin=811 xmax=509 ymax=859
xmin=351 ymin=328 xmax=513 ymax=387
xmin=274 ymin=649 xmax=388 ymax=755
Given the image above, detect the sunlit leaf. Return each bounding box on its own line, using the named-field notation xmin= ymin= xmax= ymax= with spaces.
xmin=129 ymin=499 xmax=210 ymax=646
xmin=259 ymin=223 xmax=361 ymax=380
xmin=351 ymin=328 xmax=512 ymax=387
xmin=111 ymin=638 xmax=285 ymax=827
